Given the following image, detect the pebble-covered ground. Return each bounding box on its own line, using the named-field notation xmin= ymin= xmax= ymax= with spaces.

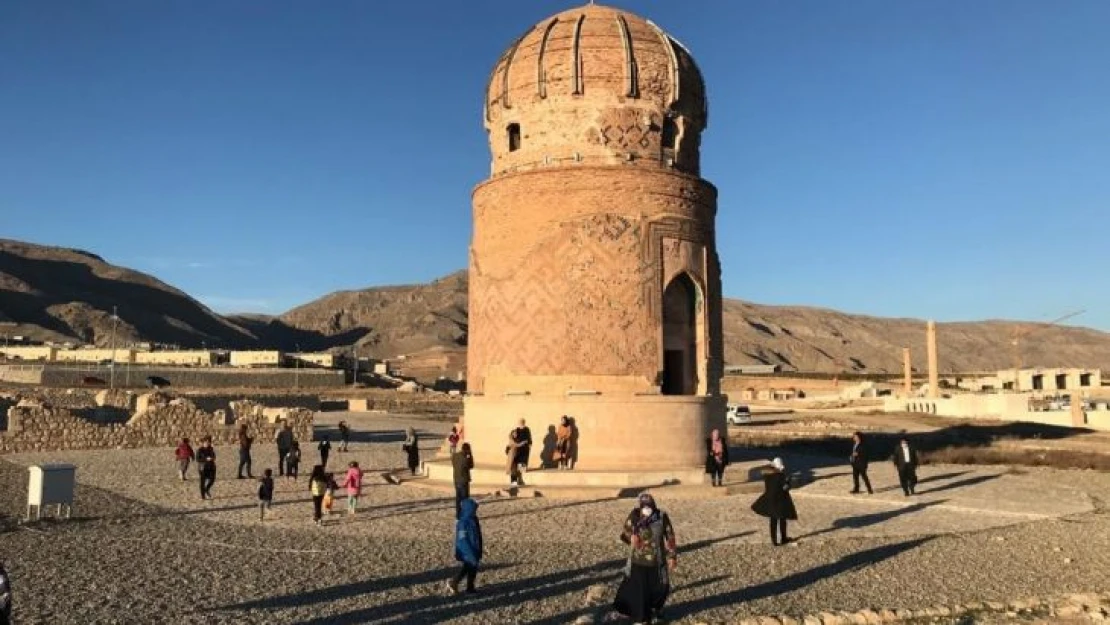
xmin=2 ymin=412 xmax=1110 ymax=624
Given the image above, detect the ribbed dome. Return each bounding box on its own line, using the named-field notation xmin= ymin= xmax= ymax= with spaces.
xmin=482 ymin=3 xmax=708 ymax=177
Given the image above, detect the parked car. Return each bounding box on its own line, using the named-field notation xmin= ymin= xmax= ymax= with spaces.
xmin=726 ymin=404 xmax=752 ymax=425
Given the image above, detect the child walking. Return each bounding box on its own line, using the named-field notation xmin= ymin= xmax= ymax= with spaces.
xmin=174 ymin=437 xmax=194 ymax=480
xmin=446 ymin=497 xmax=483 ymax=595
xmin=342 ymin=461 xmax=363 ymax=515
xmin=323 ymin=473 xmax=338 ymax=516
xmin=258 ymin=469 xmax=274 ymax=521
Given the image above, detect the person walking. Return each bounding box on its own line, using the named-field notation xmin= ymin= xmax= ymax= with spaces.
xmin=447 ymin=426 xmax=460 ymax=455
xmin=275 ymin=423 xmax=293 ymax=477
xmin=403 ymin=427 xmax=421 ymax=476
xmin=446 ymin=497 xmax=484 ymax=596
xmin=257 ymin=469 xmax=274 ymax=521
xmin=849 ymin=431 xmax=874 ymax=494
xmin=174 ymin=437 xmax=194 ymax=481
xmin=892 ymin=437 xmax=919 ymax=496
xmin=505 ymin=428 xmax=524 ymax=486
xmin=553 ymin=416 xmax=572 ymax=470
xmin=705 ymin=428 xmax=729 ymax=487
xmin=751 ymin=457 xmax=797 ymax=546
xmin=323 ymin=472 xmax=338 ymax=516
xmin=318 ymin=435 xmax=332 ymax=468
xmin=343 ymin=461 xmax=363 ymax=515
xmin=613 ymin=493 xmax=677 ymax=625
xmin=285 ymin=440 xmax=301 ymax=480
xmin=337 ymin=420 xmax=351 ymax=452
xmin=195 ymin=436 xmax=217 ymax=500
xmin=452 ymin=442 xmax=474 ymax=519
xmin=309 ymin=464 xmax=328 ymax=526
xmin=237 ymin=425 xmax=254 ymax=479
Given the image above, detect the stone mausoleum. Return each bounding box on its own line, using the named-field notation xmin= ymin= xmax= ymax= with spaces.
xmin=462 ymin=3 xmax=725 ymax=474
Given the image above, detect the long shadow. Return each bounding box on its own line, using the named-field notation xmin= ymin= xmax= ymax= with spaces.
xmin=798 ymin=500 xmax=947 ymax=540
xmin=915 ymin=470 xmax=971 ymax=484
xmin=281 ymin=531 xmax=755 ymax=625
xmin=665 ymin=536 xmax=933 ymax=619
xmin=521 ymin=574 xmax=735 ymax=625
xmin=212 ymin=563 xmax=516 ymax=612
xmin=731 ymin=420 xmax=1098 ymax=469
xmin=920 ymin=473 xmax=1000 ymax=494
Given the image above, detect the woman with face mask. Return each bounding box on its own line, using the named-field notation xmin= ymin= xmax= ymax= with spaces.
xmin=613 ymin=493 xmax=677 ymax=624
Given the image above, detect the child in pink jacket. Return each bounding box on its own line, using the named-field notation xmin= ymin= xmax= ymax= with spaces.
xmin=342 ymin=461 xmax=363 ymax=515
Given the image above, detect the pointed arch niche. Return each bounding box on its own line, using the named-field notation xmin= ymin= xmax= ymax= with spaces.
xmin=661 ymin=272 xmax=704 ymax=395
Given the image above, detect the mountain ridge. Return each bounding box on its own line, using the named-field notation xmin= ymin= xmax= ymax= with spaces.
xmin=2 ymin=239 xmax=1107 ymax=373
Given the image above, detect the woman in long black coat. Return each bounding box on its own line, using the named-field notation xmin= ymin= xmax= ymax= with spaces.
xmin=750 ymin=457 xmax=797 ymax=546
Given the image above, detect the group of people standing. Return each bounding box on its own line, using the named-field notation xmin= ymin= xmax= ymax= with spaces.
xmin=848 ymin=432 xmax=921 ymax=497
xmin=172 ymin=421 xmax=361 ymax=514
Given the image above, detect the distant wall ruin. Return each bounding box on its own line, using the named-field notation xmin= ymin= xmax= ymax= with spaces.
xmin=0 ymin=364 xmax=345 ymax=389
xmin=0 ymin=393 xmax=313 ymax=453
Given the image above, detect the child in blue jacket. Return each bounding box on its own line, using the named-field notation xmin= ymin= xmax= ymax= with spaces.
xmin=446 ymin=497 xmax=483 ymax=595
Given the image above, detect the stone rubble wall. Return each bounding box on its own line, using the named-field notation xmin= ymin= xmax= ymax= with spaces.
xmin=37 ymin=366 xmax=346 ymax=389
xmin=344 ymin=393 xmax=461 ymax=416
xmin=0 ymin=393 xmax=313 ymax=453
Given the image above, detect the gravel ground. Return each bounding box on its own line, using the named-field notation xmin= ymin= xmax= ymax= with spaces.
xmin=2 ymin=412 xmax=1110 ymax=624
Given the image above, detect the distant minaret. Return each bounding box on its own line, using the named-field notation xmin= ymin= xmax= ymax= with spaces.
xmin=902 ymin=347 xmax=912 ymax=395
xmin=926 ymin=321 xmax=939 ymax=399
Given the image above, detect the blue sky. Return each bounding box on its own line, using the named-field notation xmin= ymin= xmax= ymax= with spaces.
xmin=2 ymin=1 xmax=1107 ymax=330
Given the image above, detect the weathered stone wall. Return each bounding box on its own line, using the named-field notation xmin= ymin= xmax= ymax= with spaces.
xmin=37 ymin=366 xmax=345 ymax=389
xmin=345 ymin=393 xmax=461 ymax=417
xmin=0 ymin=395 xmax=313 ymax=453
xmin=186 ymin=394 xmax=320 ymax=415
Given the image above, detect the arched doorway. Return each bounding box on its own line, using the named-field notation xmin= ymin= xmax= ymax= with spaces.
xmin=661 ymin=273 xmax=698 ymax=395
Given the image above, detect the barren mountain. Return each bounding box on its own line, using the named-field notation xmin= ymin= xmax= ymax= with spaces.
xmin=280 ymin=272 xmax=1110 ymax=373
xmin=0 ymin=239 xmax=258 ymax=348
xmin=2 ymin=239 xmax=1107 ymax=373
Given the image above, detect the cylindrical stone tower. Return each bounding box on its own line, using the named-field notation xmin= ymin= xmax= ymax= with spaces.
xmin=465 ymin=2 xmax=725 ymax=472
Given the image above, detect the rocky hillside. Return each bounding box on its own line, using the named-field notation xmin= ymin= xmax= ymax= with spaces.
xmin=279 ymin=274 xmax=1110 ymax=374
xmin=3 ymin=239 xmax=1107 ymax=373
xmin=0 ymin=239 xmax=258 ymax=348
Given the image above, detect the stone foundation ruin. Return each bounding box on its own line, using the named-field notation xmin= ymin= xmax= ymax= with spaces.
xmin=0 ymin=390 xmax=313 ymax=453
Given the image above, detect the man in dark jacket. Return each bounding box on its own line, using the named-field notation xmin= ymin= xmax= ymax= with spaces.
xmin=275 ymin=423 xmax=293 ymax=477
xmin=452 ymin=443 xmax=474 ymax=519
xmin=849 ymin=431 xmax=873 ymax=494
xmin=196 ymin=436 xmax=217 ymax=500
xmin=892 ymin=438 xmax=919 ymax=496
xmin=237 ymin=425 xmax=254 ymax=479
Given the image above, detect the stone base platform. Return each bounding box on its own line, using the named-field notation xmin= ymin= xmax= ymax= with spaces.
xmin=416 ymin=458 xmax=764 ymax=499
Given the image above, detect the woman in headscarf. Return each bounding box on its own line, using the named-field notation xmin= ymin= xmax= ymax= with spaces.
xmin=402 ymin=427 xmax=420 ymax=476
xmin=613 ymin=493 xmax=677 ymax=625
xmin=553 ymin=415 xmax=572 ymax=470
xmin=705 ymin=428 xmax=729 ymax=487
xmin=750 ymin=457 xmax=797 ymax=546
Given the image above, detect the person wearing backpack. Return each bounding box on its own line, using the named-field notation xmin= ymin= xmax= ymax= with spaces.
xmin=309 ymin=464 xmax=329 ymax=526
xmin=445 ymin=497 xmax=483 ymax=596
xmin=285 ymin=440 xmax=301 ymax=480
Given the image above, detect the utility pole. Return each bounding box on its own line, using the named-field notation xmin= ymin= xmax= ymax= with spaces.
xmin=109 ymin=306 xmax=118 ymax=389
xmin=351 ymin=347 xmax=359 ymax=388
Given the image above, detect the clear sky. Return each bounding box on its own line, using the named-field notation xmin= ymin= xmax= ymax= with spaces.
xmin=2 ymin=1 xmax=1107 ymax=330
